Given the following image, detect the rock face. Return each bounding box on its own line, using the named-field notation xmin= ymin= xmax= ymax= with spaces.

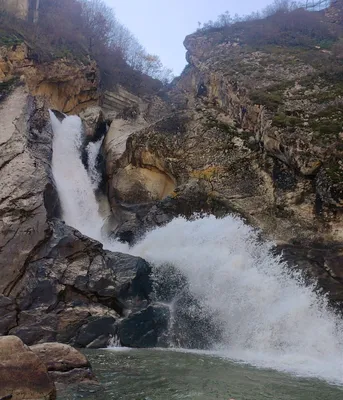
xmin=104 ymin=11 xmax=343 ymax=307
xmin=30 ymin=343 xmax=96 ymax=385
xmin=0 ymin=335 xmax=56 ymax=400
xmin=7 ymin=220 xmax=153 ymax=347
xmin=119 ymin=304 xmax=171 ymax=348
xmin=0 ymin=89 xmax=161 ymax=349
xmin=0 ymin=87 xmax=53 ymax=296
xmin=0 ymin=43 xmax=99 ymax=113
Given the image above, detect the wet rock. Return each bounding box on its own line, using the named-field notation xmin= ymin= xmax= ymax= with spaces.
xmin=276 ymin=243 xmax=343 ymax=309
xmin=171 ymin=291 xmax=222 ymax=350
xmin=0 ymin=336 xmax=56 ymax=400
xmin=75 ymin=317 xmax=117 ymax=349
xmin=0 ymin=296 xmax=17 ymax=335
xmin=30 ymin=343 xmax=97 ymax=384
xmin=5 ymin=220 xmax=152 ymax=346
xmin=80 ymin=106 xmax=105 ymax=140
xmin=119 ymin=304 xmax=171 ymax=348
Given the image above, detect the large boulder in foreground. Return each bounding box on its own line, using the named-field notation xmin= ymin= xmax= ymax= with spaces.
xmin=0 ymin=336 xmax=56 ymax=400
xmin=30 ymin=343 xmax=97 ymax=385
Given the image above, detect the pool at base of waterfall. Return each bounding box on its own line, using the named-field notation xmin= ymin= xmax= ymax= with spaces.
xmin=57 ymin=348 xmax=343 ymax=400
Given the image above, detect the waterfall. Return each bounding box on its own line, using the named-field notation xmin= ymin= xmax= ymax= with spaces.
xmin=50 ymin=111 xmax=128 ymax=252
xmin=132 ymin=217 xmax=343 ymax=384
xmin=51 ymin=113 xmax=343 ymax=385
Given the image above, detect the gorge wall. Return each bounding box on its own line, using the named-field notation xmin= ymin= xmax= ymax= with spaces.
xmin=1 ymin=3 xmax=343 ymax=354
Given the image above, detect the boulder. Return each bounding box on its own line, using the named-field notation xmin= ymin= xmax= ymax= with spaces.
xmin=79 ymin=106 xmax=105 ymax=139
xmin=30 ymin=343 xmax=96 ymax=384
xmin=0 ymin=336 xmax=56 ymax=400
xmin=5 ymin=220 xmax=152 ymax=346
xmin=119 ymin=304 xmax=171 ymax=348
xmin=75 ymin=316 xmax=117 ymax=348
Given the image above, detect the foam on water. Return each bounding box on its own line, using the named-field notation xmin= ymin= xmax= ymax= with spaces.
xmin=51 ymin=113 xmax=343 ymax=384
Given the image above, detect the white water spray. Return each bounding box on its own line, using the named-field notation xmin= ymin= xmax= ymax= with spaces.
xmin=51 ymin=114 xmax=343 ymax=384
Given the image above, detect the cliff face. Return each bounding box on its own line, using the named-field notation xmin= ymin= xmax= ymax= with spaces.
xmin=0 ymin=42 xmax=99 ymax=113
xmin=1 ymin=3 xmax=343 ymax=351
xmin=107 ymin=10 xmax=343 ymax=306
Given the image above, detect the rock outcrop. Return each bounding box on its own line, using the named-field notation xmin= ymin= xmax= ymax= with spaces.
xmin=0 ymin=335 xmax=56 ymax=400
xmin=6 ymin=220 xmax=153 ymax=347
xmin=0 ymin=42 xmax=99 ymax=113
xmin=0 ymin=87 xmax=53 ymax=296
xmin=30 ymin=343 xmax=96 ymax=385
xmin=0 ymin=89 xmax=165 ymax=349
xmin=104 ymin=10 xmax=343 ymax=307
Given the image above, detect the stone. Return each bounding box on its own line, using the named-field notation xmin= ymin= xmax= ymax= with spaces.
xmin=30 ymin=343 xmax=90 ymax=371
xmin=119 ymin=304 xmax=171 ymax=348
xmin=0 ymin=336 xmax=56 ymax=400
xmin=0 ymin=42 xmax=99 ymax=113
xmin=0 ymin=296 xmax=17 ymax=335
xmin=75 ymin=317 xmax=117 ymax=348
xmin=5 ymin=220 xmax=152 ymax=346
xmin=102 ymin=14 xmax=343 ymax=306
xmin=0 ymin=88 xmax=53 ymax=296
xmin=30 ymin=343 xmax=96 ymax=384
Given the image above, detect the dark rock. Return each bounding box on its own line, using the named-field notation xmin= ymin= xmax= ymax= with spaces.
xmin=119 ymin=304 xmax=171 ymax=348
xmin=171 ymin=291 xmax=222 ymax=350
xmin=154 ymin=266 xmax=221 ymax=349
xmin=0 ymin=296 xmax=17 ymax=335
xmin=5 ymin=220 xmax=153 ymax=346
xmin=50 ymin=110 xmax=66 ymax=122
xmin=276 ymin=243 xmax=343 ymax=309
xmin=75 ymin=317 xmax=117 ymax=348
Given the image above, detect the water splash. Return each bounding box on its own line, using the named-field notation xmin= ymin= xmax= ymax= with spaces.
xmin=130 ymin=216 xmax=343 ymax=383
xmin=51 ymin=113 xmax=343 ymax=384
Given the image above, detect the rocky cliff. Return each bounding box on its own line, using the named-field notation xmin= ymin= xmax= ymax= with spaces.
xmin=106 ymin=7 xmax=343 ymax=307
xmin=0 ymin=42 xmax=99 ymax=113
xmin=1 ymin=3 xmax=343 ymax=358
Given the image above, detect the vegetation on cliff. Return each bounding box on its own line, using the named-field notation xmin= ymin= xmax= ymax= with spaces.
xmin=0 ymin=0 xmax=172 ymax=95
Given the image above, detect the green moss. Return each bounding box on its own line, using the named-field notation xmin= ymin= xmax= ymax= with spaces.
xmin=0 ymin=31 xmax=23 ymax=47
xmin=251 ymin=91 xmax=283 ymax=112
xmin=205 ymin=117 xmax=236 ymax=134
xmin=318 ymin=39 xmax=336 ymax=50
xmin=310 ymin=105 xmax=343 ymax=138
xmin=311 ymin=120 xmax=342 ymax=135
xmin=325 ymin=163 xmax=343 ymax=184
xmin=272 ymin=112 xmax=302 ymax=128
xmin=251 ymin=82 xmax=292 ymax=112
xmin=0 ymin=77 xmax=19 ymax=102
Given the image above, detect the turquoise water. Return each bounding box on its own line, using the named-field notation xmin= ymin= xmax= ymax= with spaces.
xmin=58 ymin=349 xmax=343 ymax=400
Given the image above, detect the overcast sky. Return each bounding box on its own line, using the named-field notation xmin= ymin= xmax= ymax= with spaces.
xmin=104 ymin=0 xmax=273 ymax=75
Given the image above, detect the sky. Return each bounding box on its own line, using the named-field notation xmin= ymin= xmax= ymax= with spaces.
xmin=105 ymin=0 xmax=273 ymax=75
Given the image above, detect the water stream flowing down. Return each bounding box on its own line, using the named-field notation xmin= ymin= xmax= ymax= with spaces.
xmin=51 ymin=113 xmax=343 ymax=387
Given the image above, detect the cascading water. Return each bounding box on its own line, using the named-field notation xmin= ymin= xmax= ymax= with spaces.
xmin=50 ymin=111 xmax=127 ymax=252
xmin=51 ymin=113 xmax=343 ymax=385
